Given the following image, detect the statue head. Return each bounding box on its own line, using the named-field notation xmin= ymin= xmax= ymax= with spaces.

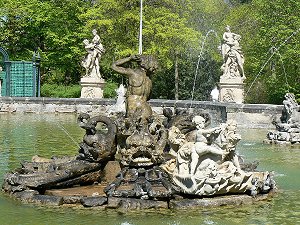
xmin=83 ymin=39 xmax=89 ymax=45
xmin=92 ymin=29 xmax=97 ymax=35
xmin=285 ymin=93 xmax=295 ymax=101
xmin=139 ymin=55 xmax=159 ymax=75
xmin=193 ymin=116 xmax=206 ymax=129
xmin=226 ymin=119 xmax=237 ymax=132
xmin=225 ymin=25 xmax=231 ymax=32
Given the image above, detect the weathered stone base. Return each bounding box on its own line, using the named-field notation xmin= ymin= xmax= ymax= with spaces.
xmin=219 ymin=82 xmax=244 ymax=104
xmin=264 ymin=139 xmax=300 ymax=146
xmin=265 ymin=130 xmax=300 ymax=145
xmin=80 ymin=77 xmax=105 ymax=98
xmin=169 ymin=191 xmax=276 ymax=209
xmin=5 ymin=184 xmax=276 ymax=210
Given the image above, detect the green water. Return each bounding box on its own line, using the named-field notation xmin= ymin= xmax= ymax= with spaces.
xmin=0 ymin=114 xmax=299 ymax=225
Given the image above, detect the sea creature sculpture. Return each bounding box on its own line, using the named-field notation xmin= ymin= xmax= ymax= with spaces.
xmin=77 ymin=113 xmax=117 ymax=162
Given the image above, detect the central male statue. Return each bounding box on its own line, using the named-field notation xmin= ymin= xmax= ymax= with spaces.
xmin=112 ymin=55 xmax=158 ymax=121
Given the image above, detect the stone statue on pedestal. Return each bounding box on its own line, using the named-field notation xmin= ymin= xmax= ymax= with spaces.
xmin=82 ymin=29 xmax=105 ymax=79
xmin=80 ymin=29 xmax=106 ymax=98
xmin=218 ymin=25 xmax=245 ymax=103
xmin=220 ymin=25 xmax=245 ymax=80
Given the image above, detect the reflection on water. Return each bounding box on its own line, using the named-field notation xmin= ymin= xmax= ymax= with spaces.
xmin=0 ymin=114 xmax=300 ymax=225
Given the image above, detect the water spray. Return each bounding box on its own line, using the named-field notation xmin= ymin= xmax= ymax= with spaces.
xmin=55 ymin=122 xmax=80 ymax=148
xmin=245 ymin=28 xmax=300 ymax=98
xmin=189 ymin=30 xmax=220 ymax=109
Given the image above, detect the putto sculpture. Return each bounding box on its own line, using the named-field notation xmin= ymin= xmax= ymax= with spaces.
xmin=164 ymin=116 xmax=272 ymax=196
xmin=2 ymin=54 xmax=276 ymax=209
xmin=265 ymin=93 xmax=300 ymax=145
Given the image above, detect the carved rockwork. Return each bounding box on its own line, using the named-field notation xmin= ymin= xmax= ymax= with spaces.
xmin=114 ymin=113 xmax=167 ymax=167
xmin=265 ymin=93 xmax=300 ymax=144
xmin=104 ymin=166 xmax=173 ymax=199
xmin=2 ymin=156 xmax=103 ymax=193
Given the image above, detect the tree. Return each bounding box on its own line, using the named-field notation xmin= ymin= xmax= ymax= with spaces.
xmin=222 ymin=0 xmax=300 ymax=103
xmin=81 ymin=0 xmax=202 ymax=100
xmin=253 ymin=0 xmax=300 ymax=103
xmin=0 ymin=0 xmax=89 ymax=84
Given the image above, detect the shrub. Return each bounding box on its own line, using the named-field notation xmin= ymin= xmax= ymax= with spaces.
xmin=41 ymin=84 xmax=81 ymax=98
xmin=103 ymin=81 xmax=118 ymax=98
xmin=41 ymin=81 xmax=120 ymax=98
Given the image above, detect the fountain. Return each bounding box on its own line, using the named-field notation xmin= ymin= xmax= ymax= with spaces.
xmin=2 ymin=54 xmax=276 ymax=209
xmin=265 ymin=93 xmax=300 ymax=145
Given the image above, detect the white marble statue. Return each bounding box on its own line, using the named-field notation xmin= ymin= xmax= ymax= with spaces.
xmin=266 ymin=93 xmax=300 ymax=144
xmin=81 ymin=29 xmax=105 ymax=79
xmin=163 ymin=116 xmax=271 ymax=196
xmin=282 ymin=93 xmax=299 ymax=124
xmin=107 ymin=84 xmax=127 ymax=115
xmin=220 ymin=25 xmax=245 ymax=80
xmin=210 ymin=86 xmax=219 ymax=102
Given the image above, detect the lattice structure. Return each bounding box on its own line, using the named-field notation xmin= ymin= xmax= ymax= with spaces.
xmin=9 ymin=61 xmax=37 ymax=97
xmin=0 ymin=47 xmax=40 ymax=97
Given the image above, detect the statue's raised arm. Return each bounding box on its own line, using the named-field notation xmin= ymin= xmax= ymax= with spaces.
xmin=111 ymin=55 xmax=140 ymax=77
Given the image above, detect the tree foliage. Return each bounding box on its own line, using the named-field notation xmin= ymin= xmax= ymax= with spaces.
xmin=0 ymin=0 xmax=299 ymax=103
xmin=222 ymin=0 xmax=300 ymax=103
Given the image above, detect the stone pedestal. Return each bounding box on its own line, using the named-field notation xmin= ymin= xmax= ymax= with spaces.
xmin=219 ymin=76 xmax=244 ymax=104
xmin=80 ymin=77 xmax=105 ymax=98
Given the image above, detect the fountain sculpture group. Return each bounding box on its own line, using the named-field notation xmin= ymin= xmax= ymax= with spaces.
xmin=2 ymin=52 xmax=276 ymax=209
xmin=265 ymin=93 xmax=300 ymax=145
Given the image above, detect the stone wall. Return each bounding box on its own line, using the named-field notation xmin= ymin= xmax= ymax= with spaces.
xmin=0 ymin=97 xmax=282 ymax=128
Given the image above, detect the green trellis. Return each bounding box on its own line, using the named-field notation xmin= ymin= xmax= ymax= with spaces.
xmin=0 ymin=47 xmax=40 ymax=97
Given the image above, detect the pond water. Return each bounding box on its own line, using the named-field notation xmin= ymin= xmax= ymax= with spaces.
xmin=0 ymin=114 xmax=299 ymax=225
